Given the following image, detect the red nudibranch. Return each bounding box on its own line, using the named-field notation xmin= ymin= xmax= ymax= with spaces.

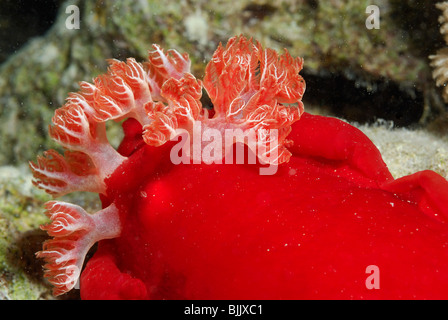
xmin=31 ymin=35 xmax=448 ymax=299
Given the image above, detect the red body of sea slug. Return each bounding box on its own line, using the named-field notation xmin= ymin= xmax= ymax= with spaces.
xmin=31 ymin=36 xmax=448 ymax=299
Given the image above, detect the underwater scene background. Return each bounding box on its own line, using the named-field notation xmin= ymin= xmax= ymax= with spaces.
xmin=1 ymin=0 xmax=448 ymax=299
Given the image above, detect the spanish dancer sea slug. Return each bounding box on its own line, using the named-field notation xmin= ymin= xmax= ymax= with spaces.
xmin=31 ymin=36 xmax=448 ymax=299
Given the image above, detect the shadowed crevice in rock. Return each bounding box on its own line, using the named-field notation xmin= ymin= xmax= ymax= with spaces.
xmin=0 ymin=0 xmax=62 ymax=63
xmin=302 ymin=69 xmax=424 ymax=127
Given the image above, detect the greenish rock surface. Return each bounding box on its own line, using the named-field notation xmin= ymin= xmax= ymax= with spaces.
xmin=0 ymin=165 xmax=101 ymax=299
xmin=0 ymin=165 xmax=51 ymax=299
